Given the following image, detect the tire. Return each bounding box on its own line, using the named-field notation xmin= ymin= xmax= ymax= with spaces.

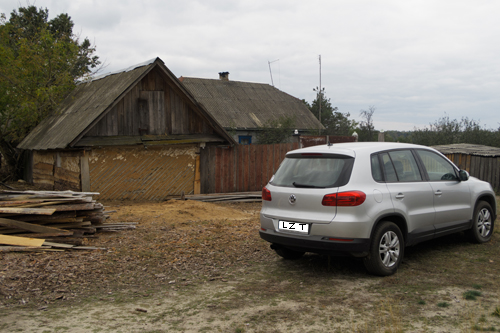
xmin=274 ymin=246 xmax=305 ymax=260
xmin=468 ymin=201 xmax=494 ymax=243
xmin=363 ymin=221 xmax=404 ymax=276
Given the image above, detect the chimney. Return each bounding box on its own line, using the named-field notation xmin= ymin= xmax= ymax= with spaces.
xmin=219 ymin=72 xmax=229 ymax=81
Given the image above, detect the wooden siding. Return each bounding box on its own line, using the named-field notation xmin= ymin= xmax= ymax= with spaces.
xmin=84 ymin=68 xmax=214 ymax=138
xmin=443 ymin=153 xmax=500 ymax=191
xmin=88 ymin=145 xmax=197 ymax=200
xmin=200 ymin=143 xmax=299 ymax=193
xmin=32 ymin=151 xmax=82 ymax=191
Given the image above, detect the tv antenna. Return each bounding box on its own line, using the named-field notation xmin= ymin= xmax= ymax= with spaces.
xmin=268 ymin=59 xmax=279 ymax=86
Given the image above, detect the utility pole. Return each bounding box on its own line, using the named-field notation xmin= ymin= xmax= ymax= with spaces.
xmin=318 ymin=55 xmax=322 ymax=135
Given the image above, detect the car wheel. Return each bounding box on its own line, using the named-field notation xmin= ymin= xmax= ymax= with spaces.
xmin=274 ymin=246 xmax=305 ymax=260
xmin=468 ymin=201 xmax=494 ymax=243
xmin=363 ymin=221 xmax=404 ymax=276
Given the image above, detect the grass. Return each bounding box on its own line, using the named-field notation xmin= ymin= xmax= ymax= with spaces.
xmin=464 ymin=290 xmax=483 ymax=301
xmin=2 ymin=201 xmax=500 ymax=332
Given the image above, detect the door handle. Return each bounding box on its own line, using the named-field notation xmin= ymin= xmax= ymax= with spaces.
xmin=395 ymin=193 xmax=405 ymax=199
xmin=434 ymin=190 xmax=442 ymax=196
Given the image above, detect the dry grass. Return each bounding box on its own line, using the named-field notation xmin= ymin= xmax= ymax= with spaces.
xmin=1 ymin=198 xmax=499 ymax=332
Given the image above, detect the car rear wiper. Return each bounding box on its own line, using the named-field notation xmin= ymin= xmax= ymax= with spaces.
xmin=292 ymin=182 xmax=325 ymax=188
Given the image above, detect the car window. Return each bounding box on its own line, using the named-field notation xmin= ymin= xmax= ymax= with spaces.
xmin=380 ymin=153 xmax=398 ymax=182
xmin=416 ymin=149 xmax=458 ymax=181
xmin=371 ymin=154 xmax=383 ymax=182
xmin=270 ymin=155 xmax=354 ymax=188
xmin=387 ymin=150 xmax=422 ymax=182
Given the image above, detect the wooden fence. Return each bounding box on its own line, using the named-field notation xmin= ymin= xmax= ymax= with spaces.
xmin=200 ymin=143 xmax=299 ymax=194
xmin=443 ymin=153 xmax=500 ymax=191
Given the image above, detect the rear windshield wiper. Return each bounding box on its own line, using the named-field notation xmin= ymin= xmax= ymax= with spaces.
xmin=292 ymin=182 xmax=325 ymax=188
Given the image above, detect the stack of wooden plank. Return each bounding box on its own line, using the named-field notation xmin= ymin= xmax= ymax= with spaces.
xmin=0 ymin=190 xmax=136 ymax=252
xmin=184 ymin=191 xmax=262 ymax=203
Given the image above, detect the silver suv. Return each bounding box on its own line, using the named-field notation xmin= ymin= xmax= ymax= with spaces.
xmin=259 ymin=142 xmax=497 ymax=276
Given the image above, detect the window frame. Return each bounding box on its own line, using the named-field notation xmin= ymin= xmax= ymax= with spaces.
xmin=371 ymin=149 xmax=426 ymax=183
xmin=413 ymin=149 xmax=460 ymax=182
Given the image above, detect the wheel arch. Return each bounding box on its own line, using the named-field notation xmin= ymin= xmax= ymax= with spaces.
xmin=369 ymin=213 xmax=408 ymax=245
xmin=475 ymin=195 xmax=497 ymax=221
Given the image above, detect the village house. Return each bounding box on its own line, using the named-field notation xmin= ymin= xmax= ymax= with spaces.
xmin=180 ymin=72 xmax=324 ymax=144
xmin=18 ymin=58 xmax=235 ymax=200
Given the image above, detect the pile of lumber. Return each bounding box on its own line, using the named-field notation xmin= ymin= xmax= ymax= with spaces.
xmin=184 ymin=191 xmax=262 ymax=203
xmin=0 ymin=190 xmax=136 ymax=252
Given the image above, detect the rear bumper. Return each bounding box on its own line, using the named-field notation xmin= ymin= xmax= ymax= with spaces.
xmin=259 ymin=231 xmax=370 ymax=255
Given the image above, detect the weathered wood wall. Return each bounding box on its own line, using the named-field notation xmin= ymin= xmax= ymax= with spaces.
xmin=200 ymin=143 xmax=299 ymax=193
xmin=84 ymin=68 xmax=213 ymax=137
xmin=443 ymin=153 xmax=500 ymax=191
xmin=32 ymin=151 xmax=83 ymax=191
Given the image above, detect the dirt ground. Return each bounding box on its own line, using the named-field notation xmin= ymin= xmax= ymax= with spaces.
xmin=1 ymin=190 xmax=500 ymax=332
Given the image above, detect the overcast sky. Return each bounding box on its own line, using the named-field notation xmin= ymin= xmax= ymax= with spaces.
xmin=1 ymin=0 xmax=499 ymax=131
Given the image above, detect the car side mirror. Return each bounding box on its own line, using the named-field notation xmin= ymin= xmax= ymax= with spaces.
xmin=459 ymin=170 xmax=469 ymax=181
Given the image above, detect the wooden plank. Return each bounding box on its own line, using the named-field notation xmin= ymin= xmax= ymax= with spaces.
xmin=43 ymin=241 xmax=74 ymax=248
xmin=215 ymin=147 xmax=222 ymax=193
xmin=13 ymin=232 xmax=75 ymax=238
xmin=266 ymin=144 xmax=273 ymax=183
xmin=0 ymin=207 xmax=56 ymax=215
xmin=0 ymin=198 xmax=84 ymax=207
xmin=81 ymin=154 xmax=91 ymax=192
xmin=33 ymin=162 xmax=54 ymax=175
xmin=194 ymin=154 xmax=201 ymax=195
xmin=255 ymin=145 xmax=263 ymax=190
xmin=237 ymin=145 xmax=244 ymax=192
xmin=243 ymin=145 xmax=250 ymax=192
xmin=0 ymin=218 xmax=72 ymax=235
xmin=0 ymin=234 xmax=45 ymax=247
xmin=0 ymin=246 xmax=60 ymax=252
xmin=224 ymin=148 xmax=232 ymax=193
xmin=50 ymin=203 xmax=96 ymax=212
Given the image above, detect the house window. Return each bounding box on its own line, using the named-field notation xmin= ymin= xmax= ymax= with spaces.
xmin=239 ymin=136 xmax=252 ymax=145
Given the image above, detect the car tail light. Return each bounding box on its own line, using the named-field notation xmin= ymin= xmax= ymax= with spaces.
xmin=322 ymin=191 xmax=366 ymax=206
xmin=262 ymin=187 xmax=272 ymax=201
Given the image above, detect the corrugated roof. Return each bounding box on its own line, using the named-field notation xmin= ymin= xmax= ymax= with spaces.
xmin=432 ymin=143 xmax=500 ymax=157
xmin=18 ymin=58 xmax=235 ymax=150
xmin=180 ymin=77 xmax=324 ymax=130
xmin=18 ymin=62 xmax=153 ymax=150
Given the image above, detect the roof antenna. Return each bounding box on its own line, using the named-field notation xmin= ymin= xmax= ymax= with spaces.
xmin=268 ymin=59 xmax=279 ymax=86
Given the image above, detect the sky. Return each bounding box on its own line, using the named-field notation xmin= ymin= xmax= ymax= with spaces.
xmin=1 ymin=0 xmax=499 ymax=131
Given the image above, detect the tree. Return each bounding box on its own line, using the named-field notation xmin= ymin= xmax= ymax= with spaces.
xmin=411 ymin=115 xmax=500 ymax=147
xmin=0 ymin=6 xmax=100 ymax=178
xmin=306 ymin=88 xmax=356 ymax=136
xmin=256 ymin=115 xmax=296 ymax=144
xmin=357 ymin=105 xmax=376 ymax=141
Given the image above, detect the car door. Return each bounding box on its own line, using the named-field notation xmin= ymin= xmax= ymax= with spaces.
xmin=415 ymin=149 xmax=472 ymax=236
xmin=379 ymin=150 xmax=436 ymax=244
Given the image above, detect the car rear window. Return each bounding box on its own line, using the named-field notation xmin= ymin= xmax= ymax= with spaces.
xmin=270 ymin=154 xmax=354 ymax=188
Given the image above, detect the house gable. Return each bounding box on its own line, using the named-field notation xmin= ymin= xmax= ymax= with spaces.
xmin=81 ymin=67 xmax=216 ymax=139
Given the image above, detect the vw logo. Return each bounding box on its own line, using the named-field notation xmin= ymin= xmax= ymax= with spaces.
xmin=289 ymin=194 xmax=297 ymax=205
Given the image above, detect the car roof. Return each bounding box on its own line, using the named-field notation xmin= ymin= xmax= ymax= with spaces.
xmin=286 ymin=142 xmax=432 ymax=157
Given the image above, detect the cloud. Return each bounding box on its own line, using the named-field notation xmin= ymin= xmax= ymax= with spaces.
xmin=1 ymin=0 xmax=499 ymax=130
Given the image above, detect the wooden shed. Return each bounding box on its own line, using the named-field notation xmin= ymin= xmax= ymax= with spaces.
xmin=18 ymin=58 xmax=235 ymax=200
xmin=433 ymin=143 xmax=500 ymax=191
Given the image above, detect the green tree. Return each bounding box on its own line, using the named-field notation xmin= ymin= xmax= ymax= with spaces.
xmin=307 ymin=88 xmax=356 ymax=136
xmin=411 ymin=115 xmax=500 ymax=147
xmin=256 ymin=115 xmax=296 ymax=144
xmin=0 ymin=6 xmax=100 ymax=177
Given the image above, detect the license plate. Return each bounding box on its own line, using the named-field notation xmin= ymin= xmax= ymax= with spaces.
xmin=279 ymin=221 xmax=309 ymax=234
